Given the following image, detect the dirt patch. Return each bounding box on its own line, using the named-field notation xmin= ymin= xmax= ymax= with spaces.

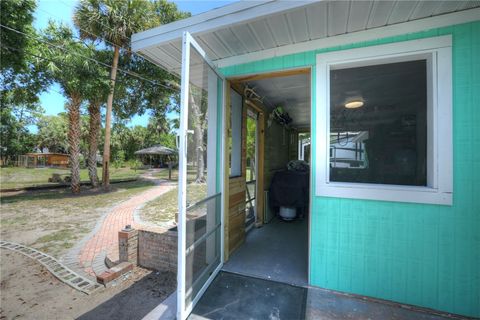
xmin=0 ymin=181 xmax=154 ymax=258
xmin=0 ymin=250 xmax=175 ymax=320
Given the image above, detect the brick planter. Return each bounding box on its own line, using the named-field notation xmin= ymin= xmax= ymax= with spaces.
xmin=118 ymin=226 xmax=178 ymax=274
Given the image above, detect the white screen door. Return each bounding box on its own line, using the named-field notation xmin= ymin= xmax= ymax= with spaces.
xmin=177 ymin=31 xmax=225 ymax=320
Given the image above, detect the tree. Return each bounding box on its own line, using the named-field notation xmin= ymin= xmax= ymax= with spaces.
xmin=1 ymin=0 xmax=50 ymax=160
xmin=83 ymin=51 xmax=109 ymax=187
xmin=1 ymin=0 xmax=50 ymax=108
xmin=73 ymin=0 xmax=158 ymax=190
xmin=1 ymin=0 xmax=36 ymax=72
xmin=36 ymin=114 xmax=69 ymax=153
xmin=189 ymin=92 xmax=206 ymax=183
xmin=0 ymin=107 xmax=38 ymax=160
xmin=39 ymin=22 xmax=100 ymax=193
xmin=36 ymin=113 xmax=90 ymax=155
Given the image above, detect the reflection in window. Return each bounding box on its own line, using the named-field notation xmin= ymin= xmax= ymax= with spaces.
xmin=329 ymin=60 xmax=427 ymax=186
xmin=230 ymin=89 xmax=242 ymax=177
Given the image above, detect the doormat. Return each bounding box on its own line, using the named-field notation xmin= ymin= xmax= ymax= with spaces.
xmin=189 ymin=271 xmax=307 ymax=320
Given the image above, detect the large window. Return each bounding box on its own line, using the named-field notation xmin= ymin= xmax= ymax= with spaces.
xmin=329 ymin=60 xmax=427 ymax=186
xmin=316 ymin=36 xmax=453 ymax=205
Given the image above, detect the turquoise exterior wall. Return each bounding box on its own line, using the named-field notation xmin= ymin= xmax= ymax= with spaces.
xmin=222 ymin=21 xmax=480 ymax=317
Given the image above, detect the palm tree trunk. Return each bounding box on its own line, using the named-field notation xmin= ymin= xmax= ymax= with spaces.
xmin=88 ymin=101 xmax=101 ymax=187
xmin=189 ymin=93 xmax=205 ymax=183
xmin=102 ymin=46 xmax=120 ymax=190
xmin=68 ymin=94 xmax=82 ymax=194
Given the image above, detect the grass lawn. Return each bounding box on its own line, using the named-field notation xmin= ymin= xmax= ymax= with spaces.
xmin=153 ymin=167 xmax=197 ymax=182
xmin=0 ymin=167 xmax=147 ymax=189
xmin=139 ymin=183 xmax=207 ymax=227
xmin=0 ymin=180 xmax=155 ymax=257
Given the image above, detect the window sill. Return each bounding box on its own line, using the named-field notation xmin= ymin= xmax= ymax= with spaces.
xmin=316 ymin=182 xmax=452 ymax=205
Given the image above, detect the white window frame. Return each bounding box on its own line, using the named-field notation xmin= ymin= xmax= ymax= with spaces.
xmin=315 ymin=36 xmax=452 ymax=205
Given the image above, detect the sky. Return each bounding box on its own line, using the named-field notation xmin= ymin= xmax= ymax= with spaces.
xmin=32 ymin=0 xmax=238 ymax=131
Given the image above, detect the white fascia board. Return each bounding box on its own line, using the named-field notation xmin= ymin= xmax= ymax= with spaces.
xmin=216 ymin=7 xmax=480 ymax=68
xmin=132 ymin=0 xmax=312 ymax=52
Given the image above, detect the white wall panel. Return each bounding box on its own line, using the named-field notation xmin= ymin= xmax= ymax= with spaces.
xmin=306 ymin=1 xmax=328 ymax=40
xmin=286 ymin=9 xmax=309 ymax=43
xmin=327 ymin=1 xmax=350 ymax=36
xmin=230 ymin=24 xmax=263 ymax=53
xmin=347 ymin=1 xmax=374 ymax=32
xmin=198 ymin=33 xmax=232 ymax=59
xmin=266 ymin=14 xmax=293 ymax=46
xmin=249 ymin=19 xmax=277 ymax=49
xmin=410 ymin=1 xmax=443 ymax=20
xmin=387 ymin=1 xmax=418 ymax=24
xmin=367 ymin=1 xmax=396 ymax=28
xmin=215 ymin=28 xmax=248 ymax=55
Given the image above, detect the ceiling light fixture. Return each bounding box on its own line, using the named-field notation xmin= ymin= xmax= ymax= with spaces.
xmin=345 ymin=100 xmax=364 ymax=109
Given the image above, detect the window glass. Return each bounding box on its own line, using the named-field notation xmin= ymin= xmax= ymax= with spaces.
xmin=230 ymin=89 xmax=242 ymax=177
xmin=329 ymin=60 xmax=427 ymax=186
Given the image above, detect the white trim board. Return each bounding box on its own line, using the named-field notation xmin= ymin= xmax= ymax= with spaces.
xmin=315 ymin=36 xmax=453 ymax=206
xmin=217 ymin=7 xmax=479 ymax=68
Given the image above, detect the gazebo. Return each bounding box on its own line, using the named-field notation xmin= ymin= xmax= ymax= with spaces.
xmin=134 ymin=145 xmax=177 ymax=168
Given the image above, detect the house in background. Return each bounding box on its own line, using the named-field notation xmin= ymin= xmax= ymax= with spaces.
xmin=132 ymin=1 xmax=480 ymax=319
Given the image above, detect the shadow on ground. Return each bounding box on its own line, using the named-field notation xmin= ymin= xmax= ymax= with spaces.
xmin=77 ymin=270 xmax=176 ymax=320
xmin=0 ymin=180 xmax=153 ymax=204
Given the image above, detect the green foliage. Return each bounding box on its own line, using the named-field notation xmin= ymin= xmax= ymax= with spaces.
xmin=36 ymin=114 xmax=69 ymax=153
xmin=0 ymin=107 xmax=38 ymax=157
xmin=0 ymin=0 xmax=36 ymax=72
xmin=128 ymin=158 xmax=142 ymax=171
xmin=74 ymin=0 xmax=157 ymax=48
xmin=36 ymin=113 xmax=90 ymax=155
xmin=38 ymin=22 xmax=109 ymax=99
xmin=151 ymin=0 xmax=191 ymax=24
xmin=1 ymin=0 xmax=51 ymax=111
xmin=106 ymin=123 xmax=176 ymax=162
xmin=113 ymin=150 xmax=125 ymax=169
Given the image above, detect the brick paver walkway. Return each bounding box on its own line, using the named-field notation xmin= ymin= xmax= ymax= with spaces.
xmin=78 ymin=178 xmax=175 ymax=276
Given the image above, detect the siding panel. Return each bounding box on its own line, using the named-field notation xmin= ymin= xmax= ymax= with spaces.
xmin=221 ymin=21 xmax=480 ymax=318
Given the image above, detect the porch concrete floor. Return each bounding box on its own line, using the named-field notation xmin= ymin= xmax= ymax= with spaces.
xmin=222 ymin=216 xmax=309 ymax=287
xmin=189 ymin=271 xmax=307 ymax=320
xmin=187 ymin=272 xmax=453 ymax=320
xmin=142 ymin=276 xmax=457 ymax=320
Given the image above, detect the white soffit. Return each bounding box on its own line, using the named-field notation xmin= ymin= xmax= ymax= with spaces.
xmin=132 ymin=1 xmax=480 ymax=74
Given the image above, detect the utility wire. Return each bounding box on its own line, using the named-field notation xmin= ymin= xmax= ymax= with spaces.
xmin=52 ymin=0 xmax=179 ymax=84
xmin=0 ymin=23 xmax=179 ymax=92
xmin=55 ymin=1 xmax=182 ymax=82
xmin=37 ymin=2 xmax=169 ymax=76
xmin=1 ymin=43 xmax=172 ymax=93
xmin=58 ymin=0 xmax=131 ymax=43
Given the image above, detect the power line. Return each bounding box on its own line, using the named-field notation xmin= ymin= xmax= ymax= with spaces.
xmin=37 ymin=2 xmax=166 ymax=75
xmin=0 ymin=23 xmax=179 ymax=92
xmin=1 ymin=43 xmax=171 ymax=95
xmin=36 ymin=5 xmax=127 ymax=50
xmin=58 ymin=0 xmax=131 ymax=43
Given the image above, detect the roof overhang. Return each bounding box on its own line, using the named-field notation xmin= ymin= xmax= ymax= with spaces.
xmin=132 ymin=0 xmax=480 ymax=75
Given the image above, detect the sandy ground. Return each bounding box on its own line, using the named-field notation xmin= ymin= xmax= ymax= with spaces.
xmin=0 ymin=250 xmax=176 ymax=320
xmin=0 ymin=181 xmax=154 ymax=258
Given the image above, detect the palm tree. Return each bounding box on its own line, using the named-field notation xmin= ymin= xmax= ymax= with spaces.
xmin=73 ymin=0 xmax=156 ymax=190
xmin=40 ymin=23 xmax=96 ymax=193
xmin=86 ymin=100 xmax=101 ymax=187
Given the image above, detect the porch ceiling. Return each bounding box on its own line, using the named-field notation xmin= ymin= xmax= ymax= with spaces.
xmin=132 ymin=0 xmax=480 ymax=74
xmin=247 ymin=73 xmax=311 ymax=128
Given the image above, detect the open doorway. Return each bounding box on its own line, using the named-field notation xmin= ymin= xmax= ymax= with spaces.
xmin=223 ymin=69 xmax=311 ymax=287
xmin=245 ymin=109 xmax=258 ymax=233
